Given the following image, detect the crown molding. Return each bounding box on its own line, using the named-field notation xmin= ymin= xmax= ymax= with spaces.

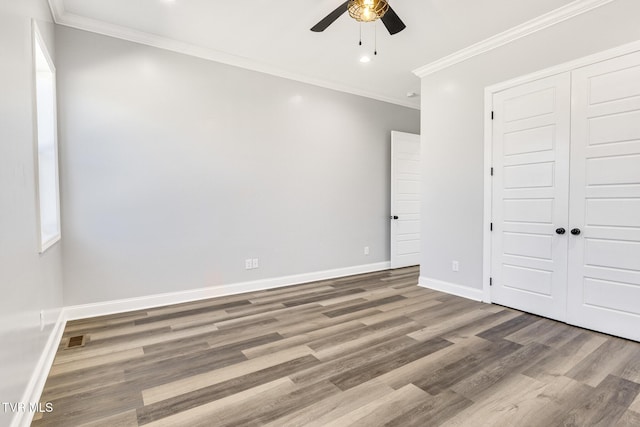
xmin=47 ymin=0 xmax=65 ymax=22
xmin=413 ymin=0 xmax=617 ymax=78
xmin=46 ymin=1 xmax=419 ymax=110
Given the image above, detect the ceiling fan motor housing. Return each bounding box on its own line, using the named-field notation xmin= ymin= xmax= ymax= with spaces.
xmin=348 ymin=0 xmax=389 ymax=23
xmin=310 ymin=0 xmax=405 ymax=35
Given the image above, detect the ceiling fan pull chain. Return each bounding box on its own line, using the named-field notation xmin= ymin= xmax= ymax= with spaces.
xmin=359 ymin=23 xmax=362 ymax=46
xmin=374 ymin=22 xmax=378 ymax=55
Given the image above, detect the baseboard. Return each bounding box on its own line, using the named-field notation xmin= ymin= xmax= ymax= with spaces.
xmin=418 ymin=276 xmax=485 ymax=302
xmin=11 ymin=311 xmax=66 ymax=427
xmin=10 ymin=261 xmax=391 ymax=426
xmin=64 ymin=261 xmax=392 ymax=321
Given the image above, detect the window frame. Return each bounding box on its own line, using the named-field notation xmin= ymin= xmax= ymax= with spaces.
xmin=32 ymin=21 xmax=61 ymax=253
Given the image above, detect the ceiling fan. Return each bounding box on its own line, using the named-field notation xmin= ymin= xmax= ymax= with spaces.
xmin=311 ymin=0 xmax=406 ymax=35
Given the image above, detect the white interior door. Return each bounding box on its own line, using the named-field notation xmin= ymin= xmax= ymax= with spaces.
xmin=390 ymin=131 xmax=421 ymax=269
xmin=491 ymin=73 xmax=571 ymax=321
xmin=567 ymin=51 xmax=640 ymax=341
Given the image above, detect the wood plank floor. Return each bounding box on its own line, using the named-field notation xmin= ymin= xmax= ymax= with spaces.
xmin=34 ymin=267 xmax=640 ymax=426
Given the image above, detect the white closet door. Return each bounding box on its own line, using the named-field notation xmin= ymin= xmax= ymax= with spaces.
xmin=568 ymin=51 xmax=640 ymax=341
xmin=491 ymin=73 xmax=571 ymax=320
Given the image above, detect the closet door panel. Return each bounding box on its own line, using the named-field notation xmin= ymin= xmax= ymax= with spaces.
xmin=491 ymin=73 xmax=571 ymax=321
xmin=568 ymin=50 xmax=640 ymax=342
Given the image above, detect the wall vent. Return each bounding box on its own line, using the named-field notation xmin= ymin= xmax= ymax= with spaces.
xmin=65 ymin=335 xmax=87 ymax=349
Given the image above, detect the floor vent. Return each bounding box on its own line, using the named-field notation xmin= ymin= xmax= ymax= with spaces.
xmin=65 ymin=335 xmax=87 ymax=349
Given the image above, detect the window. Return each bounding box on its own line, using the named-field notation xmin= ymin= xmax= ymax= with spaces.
xmin=33 ymin=23 xmax=61 ymax=253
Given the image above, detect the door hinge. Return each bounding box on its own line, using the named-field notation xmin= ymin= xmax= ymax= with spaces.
xmin=490 ymin=277 xmax=493 ymax=286
xmin=490 ymin=222 xmax=493 ymax=231
xmin=490 ymin=167 xmax=494 ymax=176
xmin=491 ymin=111 xmax=494 ymax=120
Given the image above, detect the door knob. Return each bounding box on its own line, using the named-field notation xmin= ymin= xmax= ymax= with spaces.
xmin=390 ymin=215 xmax=399 ymax=220
xmin=571 ymin=228 xmax=581 ymax=236
xmin=555 ymin=228 xmax=566 ymax=235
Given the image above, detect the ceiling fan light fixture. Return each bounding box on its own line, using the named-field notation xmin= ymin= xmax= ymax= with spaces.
xmin=348 ymin=0 xmax=389 ymax=23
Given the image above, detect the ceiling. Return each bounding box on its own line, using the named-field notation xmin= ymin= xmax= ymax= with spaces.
xmin=51 ymin=0 xmax=583 ymax=108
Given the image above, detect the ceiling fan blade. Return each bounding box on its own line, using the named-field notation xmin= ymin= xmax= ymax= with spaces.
xmin=310 ymin=1 xmax=349 ymax=32
xmin=381 ymin=6 xmax=406 ymax=35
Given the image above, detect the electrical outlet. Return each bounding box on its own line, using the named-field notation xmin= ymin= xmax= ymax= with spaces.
xmin=40 ymin=310 xmax=45 ymax=331
xmin=364 ymin=246 xmax=370 ymax=256
xmin=452 ymin=261 xmax=460 ymax=272
xmin=245 ymin=259 xmax=253 ymax=270
xmin=252 ymin=258 xmax=259 ymax=269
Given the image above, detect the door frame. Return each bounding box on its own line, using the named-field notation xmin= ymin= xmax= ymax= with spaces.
xmin=482 ymin=39 xmax=640 ymax=304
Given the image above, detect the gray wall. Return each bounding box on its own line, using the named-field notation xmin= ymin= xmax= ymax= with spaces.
xmin=0 ymin=1 xmax=63 ymax=424
xmin=56 ymin=27 xmax=420 ymax=306
xmin=419 ymin=0 xmax=640 ymax=291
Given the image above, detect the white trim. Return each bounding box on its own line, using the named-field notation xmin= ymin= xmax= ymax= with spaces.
xmin=418 ymin=276 xmax=485 ymax=302
xmin=32 ymin=20 xmax=62 ymax=254
xmin=47 ymin=0 xmax=64 ymax=22
xmin=15 ymin=261 xmax=390 ymax=425
xmin=39 ymin=234 xmax=61 ymax=254
xmin=482 ymin=39 xmax=640 ymax=306
xmin=45 ymin=3 xmax=418 ymax=110
xmin=413 ymin=0 xmax=616 ymax=78
xmin=65 ymin=262 xmax=391 ymax=320
xmin=11 ymin=311 xmax=66 ymax=427
xmin=483 ymin=97 xmax=493 ymax=305
xmin=32 ymin=21 xmax=55 ymax=72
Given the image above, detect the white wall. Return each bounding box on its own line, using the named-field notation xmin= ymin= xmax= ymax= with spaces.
xmin=419 ymin=0 xmax=640 ymax=292
xmin=55 ymin=27 xmax=420 ymax=306
xmin=0 ymin=1 xmax=63 ymax=425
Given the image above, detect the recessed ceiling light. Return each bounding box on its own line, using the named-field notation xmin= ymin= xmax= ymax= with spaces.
xmin=360 ymin=56 xmax=371 ymax=63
